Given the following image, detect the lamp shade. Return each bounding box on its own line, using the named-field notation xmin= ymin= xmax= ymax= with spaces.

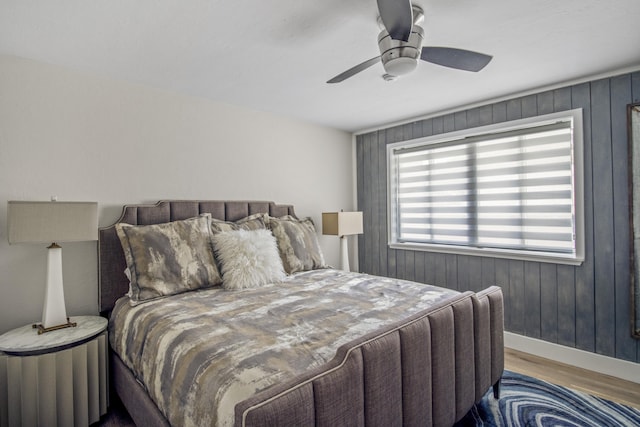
xmin=8 ymin=201 xmax=98 ymax=244
xmin=322 ymin=212 xmax=363 ymax=237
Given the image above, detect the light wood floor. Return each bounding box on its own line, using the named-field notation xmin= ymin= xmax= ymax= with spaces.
xmin=505 ymin=347 xmax=640 ymax=410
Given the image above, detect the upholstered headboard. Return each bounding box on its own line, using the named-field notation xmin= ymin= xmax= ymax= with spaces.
xmin=98 ymin=200 xmax=296 ymax=315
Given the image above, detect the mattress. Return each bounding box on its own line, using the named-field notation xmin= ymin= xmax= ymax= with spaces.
xmin=109 ymin=268 xmax=458 ymax=427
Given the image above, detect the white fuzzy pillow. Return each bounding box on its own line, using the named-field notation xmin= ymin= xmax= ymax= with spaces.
xmin=212 ymin=229 xmax=286 ymax=290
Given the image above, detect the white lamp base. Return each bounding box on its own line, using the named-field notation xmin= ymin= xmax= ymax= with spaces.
xmin=340 ymin=236 xmax=350 ymax=271
xmin=34 ymin=243 xmax=76 ymax=334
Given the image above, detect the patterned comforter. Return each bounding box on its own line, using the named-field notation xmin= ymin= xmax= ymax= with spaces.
xmin=109 ymin=268 xmax=458 ymax=427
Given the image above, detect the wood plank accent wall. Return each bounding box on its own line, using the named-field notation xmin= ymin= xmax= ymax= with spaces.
xmin=356 ymin=71 xmax=640 ymax=363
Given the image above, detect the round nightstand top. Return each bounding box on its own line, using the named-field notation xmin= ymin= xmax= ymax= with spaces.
xmin=0 ymin=315 xmax=107 ymax=355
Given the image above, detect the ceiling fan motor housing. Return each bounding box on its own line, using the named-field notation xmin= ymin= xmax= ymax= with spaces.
xmin=378 ymin=24 xmax=424 ymax=77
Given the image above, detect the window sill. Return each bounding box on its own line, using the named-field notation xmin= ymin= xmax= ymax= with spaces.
xmin=388 ymin=242 xmax=584 ymax=266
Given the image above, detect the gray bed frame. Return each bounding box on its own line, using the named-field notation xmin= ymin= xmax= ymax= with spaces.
xmin=98 ymin=200 xmax=504 ymax=427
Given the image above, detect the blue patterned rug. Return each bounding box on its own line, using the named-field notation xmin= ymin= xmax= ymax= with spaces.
xmin=456 ymin=370 xmax=640 ymax=426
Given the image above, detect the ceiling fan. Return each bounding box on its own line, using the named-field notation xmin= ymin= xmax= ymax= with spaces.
xmin=327 ymin=0 xmax=492 ymax=83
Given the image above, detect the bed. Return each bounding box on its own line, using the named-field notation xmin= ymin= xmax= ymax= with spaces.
xmin=98 ymin=200 xmax=504 ymax=427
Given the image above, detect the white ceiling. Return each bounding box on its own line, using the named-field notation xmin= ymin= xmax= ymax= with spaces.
xmin=2 ymin=0 xmax=640 ymax=132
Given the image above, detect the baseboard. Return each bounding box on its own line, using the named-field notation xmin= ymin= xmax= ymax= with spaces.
xmin=504 ymin=332 xmax=640 ymax=384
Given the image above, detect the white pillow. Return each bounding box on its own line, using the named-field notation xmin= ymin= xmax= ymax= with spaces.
xmin=212 ymin=229 xmax=286 ymax=290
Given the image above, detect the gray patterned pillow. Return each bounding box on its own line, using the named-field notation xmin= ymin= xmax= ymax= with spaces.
xmin=268 ymin=215 xmax=327 ymax=274
xmin=212 ymin=229 xmax=286 ymax=290
xmin=116 ymin=215 xmax=222 ymax=304
xmin=209 ymin=213 xmax=267 ymax=234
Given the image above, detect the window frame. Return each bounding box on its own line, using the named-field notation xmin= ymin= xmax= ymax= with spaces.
xmin=387 ymin=109 xmax=584 ymax=266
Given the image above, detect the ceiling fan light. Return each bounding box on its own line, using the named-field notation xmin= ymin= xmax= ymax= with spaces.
xmin=383 ymin=57 xmax=417 ymax=76
xmin=378 ymin=24 xmax=423 ymax=77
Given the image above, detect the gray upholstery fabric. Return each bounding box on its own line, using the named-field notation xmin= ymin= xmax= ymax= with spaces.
xmin=111 ymin=352 xmax=171 ymax=427
xmin=483 ymin=287 xmax=505 ymax=387
xmin=429 ymin=306 xmax=456 ymax=426
xmin=243 ymin=383 xmax=315 ymax=426
xmin=362 ymin=333 xmax=403 ymax=427
xmin=472 ymin=292 xmax=493 ymax=401
xmin=209 ymin=213 xmax=267 ymax=234
xmin=400 ymin=318 xmax=432 ymax=426
xmin=452 ymin=298 xmax=476 ymax=421
xmin=313 ymin=349 xmax=365 ymax=427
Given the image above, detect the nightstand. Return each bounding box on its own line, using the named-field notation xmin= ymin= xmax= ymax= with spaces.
xmin=0 ymin=316 xmax=108 ymax=427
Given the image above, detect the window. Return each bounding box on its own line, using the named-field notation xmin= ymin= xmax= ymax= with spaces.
xmin=388 ymin=109 xmax=584 ymax=265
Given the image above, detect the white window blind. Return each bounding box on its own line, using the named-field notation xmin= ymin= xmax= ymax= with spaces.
xmin=388 ymin=110 xmax=584 ymax=264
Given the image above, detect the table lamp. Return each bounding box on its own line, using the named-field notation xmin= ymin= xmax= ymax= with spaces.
xmin=7 ymin=200 xmax=98 ymax=334
xmin=322 ymin=211 xmax=363 ymax=271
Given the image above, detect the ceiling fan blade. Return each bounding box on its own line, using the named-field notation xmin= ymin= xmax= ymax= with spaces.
xmin=420 ymin=47 xmax=492 ymax=72
xmin=327 ymin=57 xmax=381 ymax=84
xmin=376 ymin=0 xmax=413 ymax=41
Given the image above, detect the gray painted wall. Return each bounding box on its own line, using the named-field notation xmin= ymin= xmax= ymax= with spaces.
xmin=356 ymin=71 xmax=640 ymax=363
